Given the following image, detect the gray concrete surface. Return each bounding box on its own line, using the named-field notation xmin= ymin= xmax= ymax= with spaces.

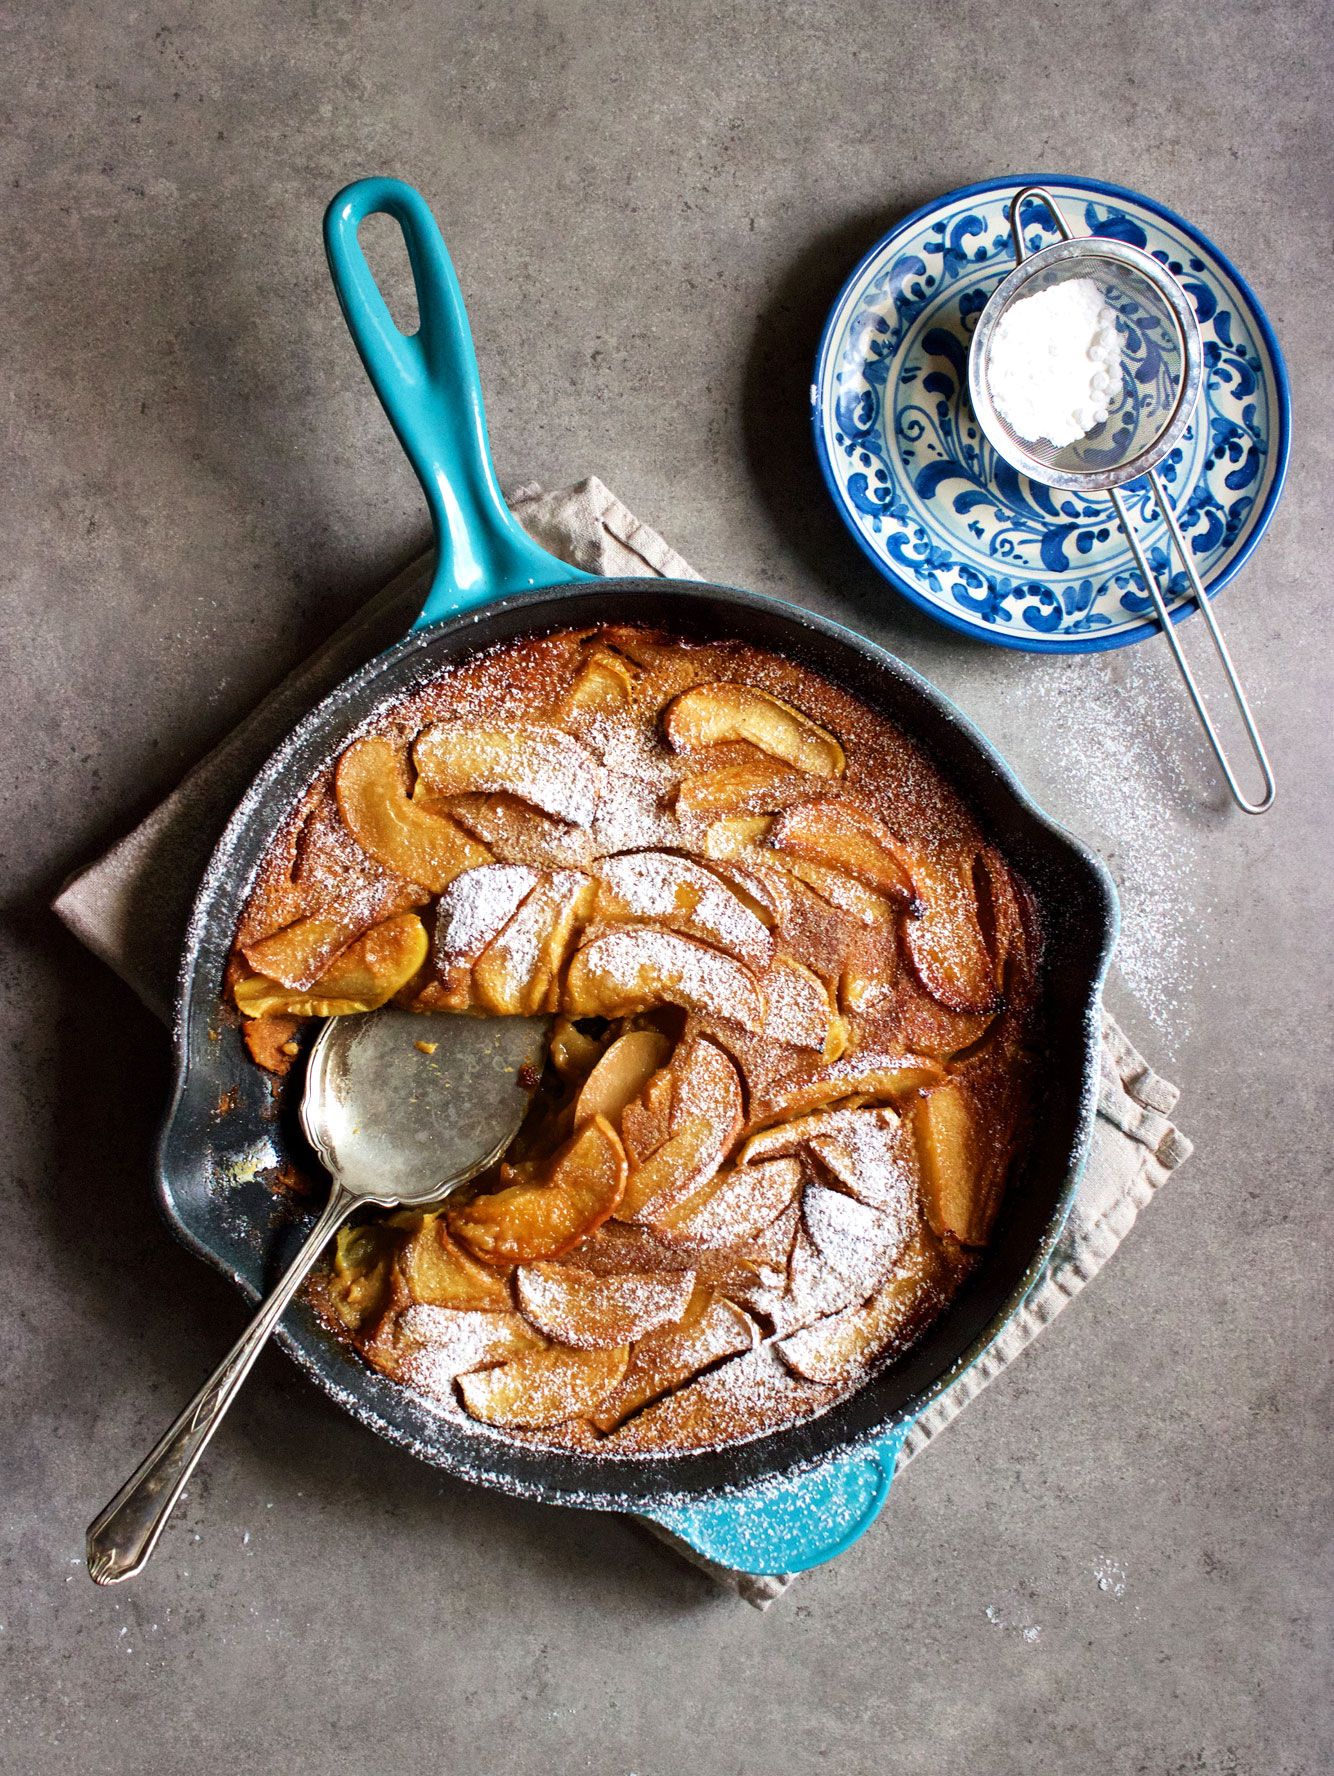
xmin=3 ymin=3 xmax=1331 ymax=1772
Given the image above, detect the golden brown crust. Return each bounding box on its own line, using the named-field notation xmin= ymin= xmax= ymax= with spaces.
xmin=234 ymin=627 xmax=1045 ymax=1454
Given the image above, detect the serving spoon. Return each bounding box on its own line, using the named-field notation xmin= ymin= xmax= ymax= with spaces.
xmin=86 ymin=1006 xmax=549 ymax=1585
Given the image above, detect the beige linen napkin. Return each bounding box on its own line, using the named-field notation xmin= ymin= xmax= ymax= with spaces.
xmin=53 ymin=477 xmax=1191 ymax=1609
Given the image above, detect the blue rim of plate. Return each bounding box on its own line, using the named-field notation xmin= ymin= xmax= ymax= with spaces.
xmin=811 ymin=174 xmax=1292 ymax=652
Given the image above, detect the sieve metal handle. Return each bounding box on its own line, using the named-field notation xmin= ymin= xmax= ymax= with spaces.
xmin=1004 ymin=185 xmax=1274 ymax=814
xmin=1010 ymin=185 xmax=1077 ymax=259
xmin=1110 ymin=475 xmax=1276 ymax=813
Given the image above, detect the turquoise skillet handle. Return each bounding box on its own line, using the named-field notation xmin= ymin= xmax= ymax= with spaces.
xmin=639 ymin=1422 xmax=908 ymax=1577
xmin=323 ymin=178 xmax=595 ymax=628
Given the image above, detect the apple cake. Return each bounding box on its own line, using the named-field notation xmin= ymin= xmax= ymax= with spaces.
xmin=228 ymin=625 xmax=1042 ymax=1454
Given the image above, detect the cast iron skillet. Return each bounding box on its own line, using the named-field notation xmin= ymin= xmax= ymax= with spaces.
xmin=158 ymin=179 xmax=1118 ymax=1551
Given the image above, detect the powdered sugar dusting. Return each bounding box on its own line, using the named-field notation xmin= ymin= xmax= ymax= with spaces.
xmin=800 ymin=1184 xmax=911 ymax=1294
xmin=1018 ymin=652 xmax=1218 ymax=1053
xmin=437 ymin=864 xmax=538 ymax=958
xmin=596 ymin=851 xmax=771 ymax=963
xmin=575 ymin=925 xmax=764 ymax=1027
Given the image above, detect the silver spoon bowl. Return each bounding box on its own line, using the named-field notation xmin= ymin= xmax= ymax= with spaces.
xmin=86 ymin=1006 xmax=549 ymax=1585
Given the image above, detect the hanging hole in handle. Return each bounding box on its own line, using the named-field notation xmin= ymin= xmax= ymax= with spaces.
xmin=357 ymin=211 xmax=421 ymax=337
xmin=1009 ymin=185 xmax=1076 ymax=261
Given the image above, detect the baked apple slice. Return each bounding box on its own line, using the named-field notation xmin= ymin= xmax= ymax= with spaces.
xmin=701 ymin=814 xmax=775 ymax=862
xmin=594 ymin=851 xmax=773 ymax=965
xmin=448 ymin=1115 xmax=627 ymax=1264
xmin=397 ymin=1304 xmax=547 ymax=1396
xmin=804 ymin=1106 xmax=921 ymax=1213
xmin=241 ymin=877 xmax=426 ymax=990
xmin=801 ymin=1183 xmax=910 ymax=1286
xmin=664 ymin=683 xmax=845 ymax=777
xmin=398 ymin=1212 xmax=512 ymax=1311
xmin=457 ymin=1342 xmax=630 ymax=1428
xmin=619 ymin=1066 xmax=675 ymax=1168
xmin=777 ymin=1229 xmax=936 ymax=1386
xmin=334 ymin=735 xmax=493 ymax=893
xmin=914 ymin=1078 xmax=1010 ymax=1246
xmin=471 ymin=869 xmax=593 ymax=1015
xmin=514 ymin=1262 xmax=695 ymax=1349
xmin=902 ymin=851 xmax=1001 ymax=1015
xmin=649 ymin=1155 xmax=802 ymax=1244
xmin=673 ymin=756 xmax=821 ymax=817
xmin=762 ymin=955 xmax=848 ymax=1057
xmin=414 ymin=724 xmax=600 ymax=828
xmin=590 ymin=1290 xmax=758 ymax=1432
xmin=548 ymin=1015 xmax=610 ymax=1082
xmin=563 ymin=928 xmax=765 ymax=1030
xmin=574 ymin=1028 xmax=673 ymax=1126
xmin=564 ymin=644 xmax=638 ymax=713
xmin=620 ymin=1116 xmax=731 ymax=1222
xmin=620 ymin=1033 xmax=745 ymax=1219
xmin=436 ymin=864 xmax=540 ymax=966
xmin=441 ymin=791 xmax=597 ymax=869
xmin=770 ymin=854 xmax=894 ymax=926
xmin=234 ymin=912 xmax=429 ymax=1018
xmin=325 ymin=1220 xmax=403 ymax=1335
xmin=769 ymin=801 xmax=916 ymax=902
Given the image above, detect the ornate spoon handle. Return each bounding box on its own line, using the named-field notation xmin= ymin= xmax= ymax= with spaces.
xmin=86 ymin=1186 xmax=356 ymax=1585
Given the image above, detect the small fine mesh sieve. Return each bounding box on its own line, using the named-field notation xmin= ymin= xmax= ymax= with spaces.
xmin=966 ymin=187 xmax=1274 ymax=814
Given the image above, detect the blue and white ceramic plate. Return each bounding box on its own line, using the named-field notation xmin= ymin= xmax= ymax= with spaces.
xmin=812 ymin=175 xmax=1291 ymax=651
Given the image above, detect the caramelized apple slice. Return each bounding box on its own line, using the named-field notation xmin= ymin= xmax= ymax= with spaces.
xmin=564 ymin=645 xmax=638 ymax=713
xmin=472 ymin=870 xmax=593 ymax=1015
xmin=590 ymin=1291 xmax=758 ymax=1431
xmin=602 ymin=1345 xmax=824 ymax=1453
xmin=575 ymin=1028 xmax=673 ymax=1126
xmin=772 ymin=855 xmax=894 ymax=925
xmin=902 ymin=852 xmax=1001 ymax=1015
xmin=457 ymin=1342 xmax=630 ymax=1427
xmin=326 ymin=1220 xmax=403 ymax=1334
xmin=399 ymin=1213 xmax=512 ymax=1311
xmin=674 ymin=757 xmax=820 ymax=817
xmin=441 ymin=792 xmax=597 ymax=869
xmin=414 ymin=725 xmax=599 ymax=827
xmin=435 ymin=864 xmax=540 ymax=968
xmin=777 ymin=1229 xmax=936 ymax=1386
xmin=664 ymin=684 xmax=845 ymax=777
xmin=334 ymin=736 xmax=492 ymax=893
xmin=804 ymin=1106 xmax=921 ymax=1212
xmin=891 ymin=978 xmax=998 ymax=1060
xmin=241 ymin=878 xmax=425 ymax=989
xmin=515 ymin=1263 xmax=695 ymax=1349
xmin=594 ymin=852 xmax=773 ymax=965
xmin=914 ymin=1079 xmax=1010 ymax=1245
xmin=801 ymin=1183 xmax=910 ymax=1285
xmin=621 ymin=1116 xmax=732 ymax=1222
xmin=769 ymin=801 xmax=916 ymax=902
xmin=397 ymin=1305 xmax=546 ymax=1396
xmin=763 ymin=955 xmax=848 ymax=1057
xmin=448 ymin=1115 xmax=627 ymax=1264
xmin=650 ymin=1155 xmax=802 ymax=1243
xmin=564 ymin=928 xmax=765 ymax=1031
xmin=769 ymin=1054 xmax=944 ymax=1121
xmin=669 ymin=1032 xmax=746 ymax=1134
xmin=619 ymin=1067 xmax=675 ymax=1167
xmin=234 ymin=913 xmax=429 ymax=1017
xmin=701 ymin=814 xmax=774 ymax=862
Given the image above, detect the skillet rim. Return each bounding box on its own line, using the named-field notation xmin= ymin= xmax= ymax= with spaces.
xmin=158 ymin=578 xmax=1118 ymax=1510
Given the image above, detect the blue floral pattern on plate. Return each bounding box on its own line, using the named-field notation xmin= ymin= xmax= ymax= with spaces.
xmin=812 ymin=177 xmax=1290 ymax=651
